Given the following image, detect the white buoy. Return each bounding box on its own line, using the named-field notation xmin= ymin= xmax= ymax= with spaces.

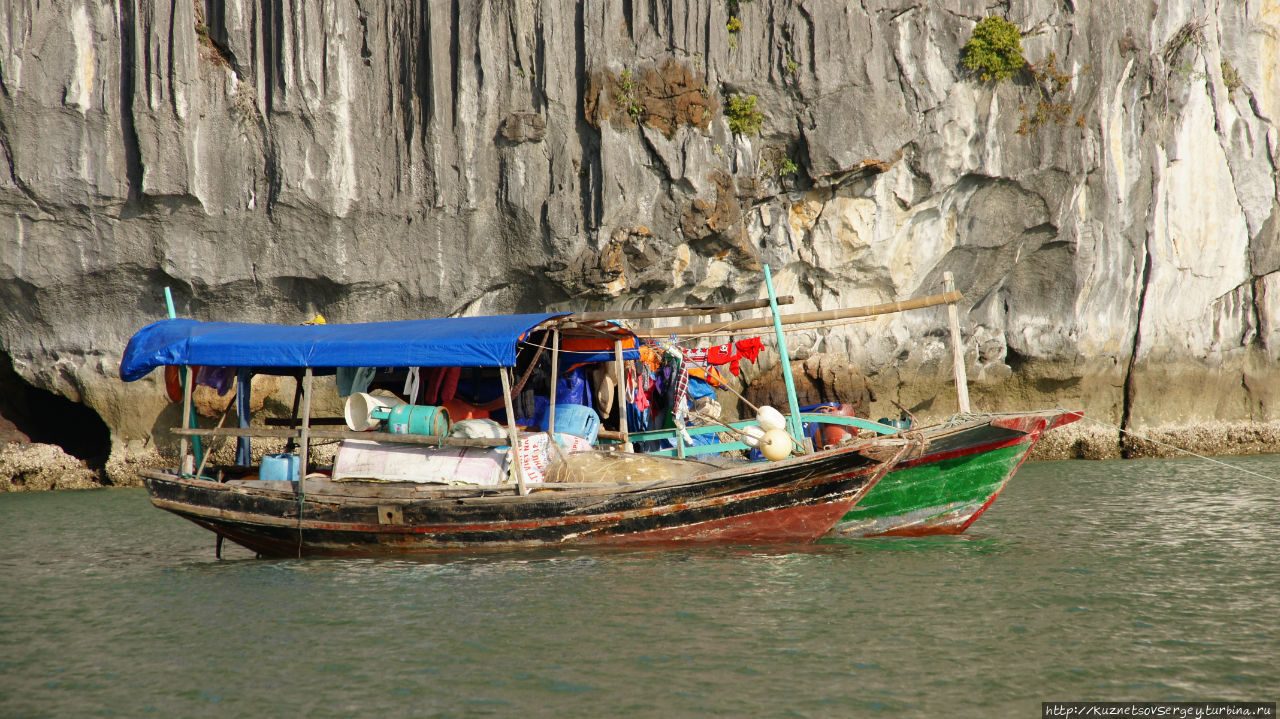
xmin=758 ymin=428 xmax=793 ymax=461
xmin=757 ymin=406 xmax=786 ymax=432
xmin=741 ymin=424 xmax=765 ymax=448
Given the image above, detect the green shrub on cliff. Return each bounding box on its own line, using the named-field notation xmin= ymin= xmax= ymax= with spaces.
xmin=961 ymin=16 xmax=1025 ymax=82
xmin=725 ymin=94 xmax=764 ymax=136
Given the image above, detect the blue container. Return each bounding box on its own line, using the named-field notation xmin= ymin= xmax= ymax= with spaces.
xmin=260 ymin=453 xmax=301 ymax=482
xmin=538 ymin=404 xmax=601 ymax=444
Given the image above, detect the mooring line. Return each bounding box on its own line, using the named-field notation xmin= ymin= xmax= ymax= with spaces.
xmin=1077 ymin=413 xmax=1280 ymax=482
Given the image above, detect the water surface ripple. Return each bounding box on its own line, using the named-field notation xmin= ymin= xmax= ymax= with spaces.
xmin=2 ymin=456 xmax=1277 ymax=717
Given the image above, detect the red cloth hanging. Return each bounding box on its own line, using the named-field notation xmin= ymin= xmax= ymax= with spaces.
xmin=735 ymin=337 xmax=764 ymax=363
xmin=422 ymin=367 xmax=445 ymax=405
xmin=705 ymin=344 xmax=734 ymax=365
xmin=439 ymin=366 xmax=461 ymax=405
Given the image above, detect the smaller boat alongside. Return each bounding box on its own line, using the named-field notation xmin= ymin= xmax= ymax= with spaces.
xmin=826 ymin=410 xmax=1080 ymax=538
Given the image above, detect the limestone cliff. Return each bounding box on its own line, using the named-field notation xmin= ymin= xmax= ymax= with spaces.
xmin=1 ymin=0 xmax=1278 ymax=473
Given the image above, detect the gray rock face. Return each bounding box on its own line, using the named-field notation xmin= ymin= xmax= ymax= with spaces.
xmin=1 ymin=0 xmax=1278 ymax=465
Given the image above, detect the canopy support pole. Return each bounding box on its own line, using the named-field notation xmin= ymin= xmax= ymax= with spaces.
xmin=298 ymin=369 xmax=313 ymax=486
xmin=284 ymin=371 xmax=303 ymax=454
xmin=179 ymin=365 xmax=194 ymax=474
xmin=764 ymin=265 xmax=805 ymax=451
xmin=296 ymin=368 xmax=313 ymax=556
xmin=944 ymin=271 xmax=971 ymax=414
xmin=500 ymin=367 xmax=528 ymax=495
xmin=614 ymin=339 xmax=631 ymax=452
xmin=547 ymin=330 xmax=559 ymax=441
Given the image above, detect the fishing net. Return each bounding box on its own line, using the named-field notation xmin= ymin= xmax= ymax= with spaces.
xmin=543 ymin=450 xmax=720 ymax=484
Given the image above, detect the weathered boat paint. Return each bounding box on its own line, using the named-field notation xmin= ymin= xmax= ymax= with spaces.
xmin=829 ymin=410 xmax=1079 ymax=538
xmin=143 ymin=439 xmax=912 ymax=556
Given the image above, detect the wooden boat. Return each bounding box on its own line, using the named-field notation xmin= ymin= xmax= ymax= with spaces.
xmin=120 ymin=269 xmax=1076 ymax=556
xmin=139 ymin=437 xmax=917 ymax=556
xmin=825 ymin=409 xmax=1080 ymax=538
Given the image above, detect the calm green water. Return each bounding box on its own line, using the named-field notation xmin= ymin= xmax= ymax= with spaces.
xmin=2 ymin=456 xmax=1278 ymax=718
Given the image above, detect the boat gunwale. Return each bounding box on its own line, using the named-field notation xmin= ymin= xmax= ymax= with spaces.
xmin=140 ymin=413 xmax=1056 ymax=507
xmin=139 ymin=434 xmax=894 ymax=505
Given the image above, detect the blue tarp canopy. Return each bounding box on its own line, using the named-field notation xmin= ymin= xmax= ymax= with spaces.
xmin=120 ymin=314 xmax=568 ymax=381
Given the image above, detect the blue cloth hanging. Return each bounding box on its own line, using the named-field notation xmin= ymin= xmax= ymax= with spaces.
xmin=557 ymin=367 xmax=588 ymax=405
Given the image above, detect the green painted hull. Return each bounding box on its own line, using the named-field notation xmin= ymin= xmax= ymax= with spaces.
xmin=827 ymin=412 xmax=1073 ymax=538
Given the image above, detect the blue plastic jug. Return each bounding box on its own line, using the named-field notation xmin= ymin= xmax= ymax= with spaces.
xmin=260 ymin=453 xmax=301 ymax=482
xmin=539 ymin=404 xmax=601 ymax=444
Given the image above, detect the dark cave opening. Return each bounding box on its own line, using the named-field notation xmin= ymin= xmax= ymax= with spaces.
xmin=0 ymin=351 xmax=112 ymax=469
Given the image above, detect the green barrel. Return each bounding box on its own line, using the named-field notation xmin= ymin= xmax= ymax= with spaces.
xmin=385 ymin=404 xmax=451 ymax=436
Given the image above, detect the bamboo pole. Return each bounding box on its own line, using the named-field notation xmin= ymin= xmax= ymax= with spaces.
xmin=944 ymin=272 xmax=971 ymax=414
xmin=547 ymin=329 xmax=560 ymax=440
xmin=179 ymin=365 xmax=194 ymax=475
xmin=173 ymin=426 xmax=511 ymax=447
xmin=632 ymin=290 xmax=963 ymax=338
xmin=499 ymin=367 xmax=528 ymax=495
xmin=294 ymin=368 xmax=313 ymax=557
xmin=567 ymin=296 xmax=793 ymax=322
xmin=652 ymin=315 xmax=876 ymax=340
xmin=613 ymin=338 xmax=631 ymax=452
xmin=284 ymin=372 xmax=303 ymax=454
xmin=194 ymin=386 xmax=237 ymax=479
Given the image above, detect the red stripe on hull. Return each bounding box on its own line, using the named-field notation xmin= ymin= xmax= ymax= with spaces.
xmin=187 ymin=496 xmax=860 ymax=554
xmin=592 ymin=494 xmax=862 ymax=545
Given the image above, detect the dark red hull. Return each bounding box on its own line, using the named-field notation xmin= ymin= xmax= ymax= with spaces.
xmin=143 ymin=440 xmax=911 ymax=556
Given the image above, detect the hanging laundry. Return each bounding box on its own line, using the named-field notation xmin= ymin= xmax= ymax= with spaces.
xmin=591 ymin=362 xmax=618 ymax=419
xmin=680 ymin=347 xmax=709 ymax=365
xmin=705 ymin=343 xmax=734 ymax=366
xmin=439 ymin=366 xmax=461 ymax=405
xmin=687 ymin=365 xmax=728 ymax=388
xmin=422 ymin=367 xmax=445 ymax=404
xmin=671 ymin=359 xmax=692 ymax=446
xmin=557 ymin=367 xmax=589 ymax=406
xmin=702 ymin=336 xmax=766 ymax=376
xmin=336 ymin=367 xmax=376 ymax=397
xmin=630 ymin=363 xmax=651 ymax=414
xmin=403 ymin=367 xmax=421 ymax=405
xmin=637 ymin=345 xmax=663 ymax=372
xmin=685 ymin=374 xmax=717 ymax=401
xmin=235 ymin=369 xmax=252 ymax=466
xmin=736 ymin=337 xmax=764 ymax=363
xmin=196 ymin=366 xmax=236 ymax=395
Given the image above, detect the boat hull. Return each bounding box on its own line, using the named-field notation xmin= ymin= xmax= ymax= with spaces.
xmin=143 ymin=441 xmax=908 ymax=556
xmin=829 ymin=410 xmax=1080 ymax=538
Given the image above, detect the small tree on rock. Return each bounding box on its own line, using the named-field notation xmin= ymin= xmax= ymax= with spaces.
xmin=961 ymin=16 xmax=1026 ymax=82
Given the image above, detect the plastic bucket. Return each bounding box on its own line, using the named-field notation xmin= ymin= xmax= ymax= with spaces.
xmin=260 ymin=453 xmax=301 ymax=482
xmin=387 ymin=404 xmax=451 ymax=436
xmin=539 ymin=404 xmax=601 ymax=444
xmin=344 ymin=392 xmax=406 ymax=432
